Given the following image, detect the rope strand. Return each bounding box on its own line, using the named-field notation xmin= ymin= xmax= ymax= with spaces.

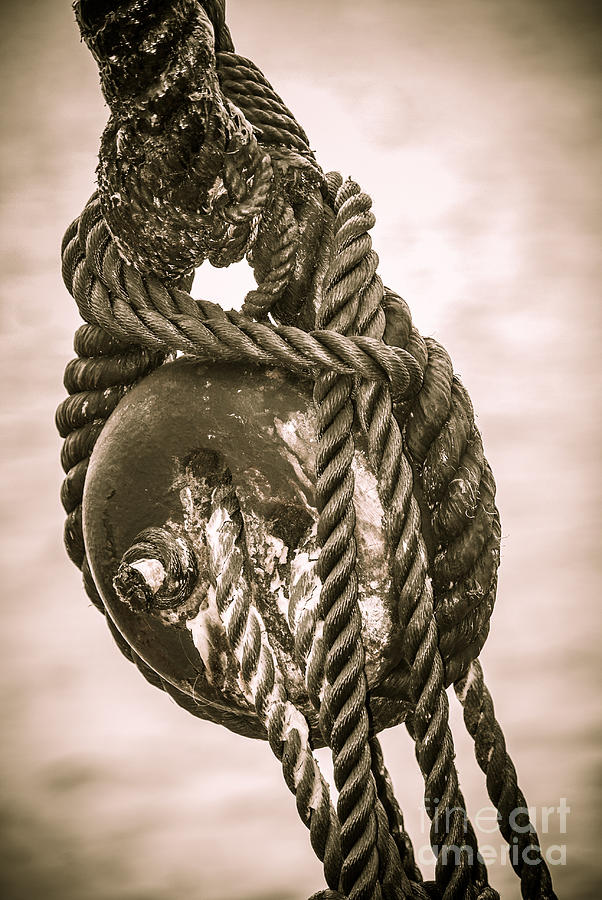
xmin=455 ymin=662 xmax=559 ymax=900
xmin=58 ymin=6 xmax=559 ymax=899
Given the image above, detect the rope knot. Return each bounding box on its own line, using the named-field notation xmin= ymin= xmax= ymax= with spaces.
xmin=58 ymin=5 xmax=557 ymax=900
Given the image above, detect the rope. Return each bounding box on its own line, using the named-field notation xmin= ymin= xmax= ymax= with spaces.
xmin=112 ymin=487 xmax=344 ymax=890
xmin=63 ymin=196 xmax=423 ymax=400
xmin=204 ymin=481 xmax=343 ymax=889
xmin=455 ymin=662 xmax=558 ymax=899
xmin=217 ymin=51 xmax=315 ymax=154
xmin=57 ymin=4 xmax=559 ymax=899
xmin=369 ymin=735 xmax=424 ymax=889
xmin=310 ymin=178 xmax=387 ymax=899
xmin=323 ymin=181 xmax=496 ymax=900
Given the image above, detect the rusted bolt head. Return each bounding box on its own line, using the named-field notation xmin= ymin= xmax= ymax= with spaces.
xmin=113 ymin=526 xmax=198 ymax=613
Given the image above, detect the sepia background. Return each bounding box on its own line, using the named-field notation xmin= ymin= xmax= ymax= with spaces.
xmin=1 ymin=0 xmax=600 ymax=897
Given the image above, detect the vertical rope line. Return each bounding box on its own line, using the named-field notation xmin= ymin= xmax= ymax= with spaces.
xmin=204 ymin=479 xmax=344 ymax=891
xmin=455 ymin=661 xmax=558 ymax=900
xmin=369 ymin=735 xmax=424 ymax=887
xmin=326 ymin=178 xmax=431 ymax=899
xmin=339 ymin=182 xmax=497 ymax=899
xmin=304 ymin=176 xmax=437 ymax=900
xmin=311 ymin=178 xmax=385 ymax=898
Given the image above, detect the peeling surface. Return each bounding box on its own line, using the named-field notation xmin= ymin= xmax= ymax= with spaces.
xmin=350 ymin=447 xmax=395 ymax=677
xmin=289 ymin=538 xmax=321 ymax=633
xmin=168 ymin=396 xmax=402 ymax=693
xmin=273 ymin=410 xmax=317 ymax=516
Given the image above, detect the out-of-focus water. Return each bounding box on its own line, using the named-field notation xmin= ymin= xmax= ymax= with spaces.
xmin=0 ymin=1 xmax=600 ymax=898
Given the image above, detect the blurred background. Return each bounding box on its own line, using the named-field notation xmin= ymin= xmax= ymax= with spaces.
xmin=0 ymin=0 xmax=600 ymax=897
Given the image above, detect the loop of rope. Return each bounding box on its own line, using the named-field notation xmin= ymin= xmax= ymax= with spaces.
xmin=59 ymin=4 xmax=558 ymax=899
xmin=62 ymin=195 xmax=423 ymax=402
xmin=217 ymin=51 xmax=315 ymax=155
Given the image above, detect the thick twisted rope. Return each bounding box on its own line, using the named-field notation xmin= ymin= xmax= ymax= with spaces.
xmin=377 ymin=239 xmax=556 ymax=898
xmin=58 ymin=3 xmax=559 ymax=898
xmin=319 ymin=180 xmax=496 ymax=900
xmin=56 ymin=322 xmax=168 ymax=570
xmin=63 ymin=196 xmax=423 ymax=401
xmin=379 ymin=276 xmax=554 ymax=893
xmin=217 ymin=51 xmax=314 ymax=154
xmin=369 ymin=736 xmax=424 ymax=890
xmin=293 ymin=176 xmax=442 ymax=900
xmin=455 ymin=662 xmax=558 ymax=899
xmin=166 ymin=479 xmax=345 ymax=889
xmin=395 ymin=338 xmax=500 ymax=684
xmin=310 ymin=178 xmax=390 ymax=899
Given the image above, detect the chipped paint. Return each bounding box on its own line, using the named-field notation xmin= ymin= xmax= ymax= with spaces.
xmin=273 ymin=411 xmax=317 ymax=515
xmin=289 ymin=543 xmax=321 ymax=633
xmin=185 ymin=596 xmax=225 ymax=680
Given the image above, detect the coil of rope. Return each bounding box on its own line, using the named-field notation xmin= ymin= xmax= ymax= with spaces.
xmin=57 ymin=2 xmax=558 ymax=898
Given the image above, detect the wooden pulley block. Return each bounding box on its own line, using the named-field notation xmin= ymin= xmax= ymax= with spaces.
xmin=83 ymin=358 xmax=414 ymax=744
